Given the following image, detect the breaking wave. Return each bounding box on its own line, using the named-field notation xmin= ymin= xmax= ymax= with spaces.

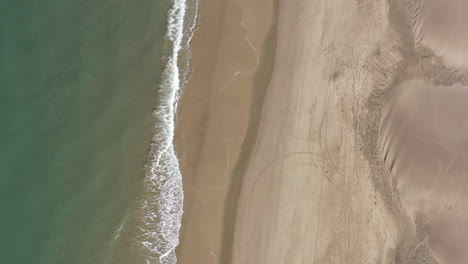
xmin=139 ymin=0 xmax=198 ymax=263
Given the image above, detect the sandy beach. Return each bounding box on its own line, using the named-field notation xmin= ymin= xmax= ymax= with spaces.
xmin=175 ymin=0 xmax=468 ymax=263
xmin=174 ymin=0 xmax=274 ymax=262
xmin=229 ymin=0 xmax=406 ymax=262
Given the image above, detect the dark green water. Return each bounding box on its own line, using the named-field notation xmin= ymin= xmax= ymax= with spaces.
xmin=0 ymin=0 xmax=170 ymax=263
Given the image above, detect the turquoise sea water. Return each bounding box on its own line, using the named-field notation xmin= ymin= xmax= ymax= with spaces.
xmin=0 ymin=0 xmax=175 ymax=263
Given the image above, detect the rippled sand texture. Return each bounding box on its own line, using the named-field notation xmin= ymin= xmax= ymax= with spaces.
xmin=381 ymin=80 xmax=468 ymax=264
xmin=410 ymin=0 xmax=468 ymax=67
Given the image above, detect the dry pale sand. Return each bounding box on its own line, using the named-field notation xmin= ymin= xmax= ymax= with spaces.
xmin=176 ymin=0 xmax=468 ymax=263
xmin=229 ymin=0 xmax=406 ymax=263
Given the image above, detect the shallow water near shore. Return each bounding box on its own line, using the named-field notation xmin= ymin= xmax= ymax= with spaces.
xmin=0 ymin=0 xmax=173 ymax=263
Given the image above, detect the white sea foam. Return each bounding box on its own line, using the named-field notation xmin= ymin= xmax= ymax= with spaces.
xmin=139 ymin=0 xmax=198 ymax=263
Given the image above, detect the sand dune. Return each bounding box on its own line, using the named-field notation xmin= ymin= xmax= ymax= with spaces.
xmin=410 ymin=0 xmax=468 ymax=67
xmin=381 ymin=79 xmax=468 ymax=264
xmin=377 ymin=0 xmax=468 ymax=263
